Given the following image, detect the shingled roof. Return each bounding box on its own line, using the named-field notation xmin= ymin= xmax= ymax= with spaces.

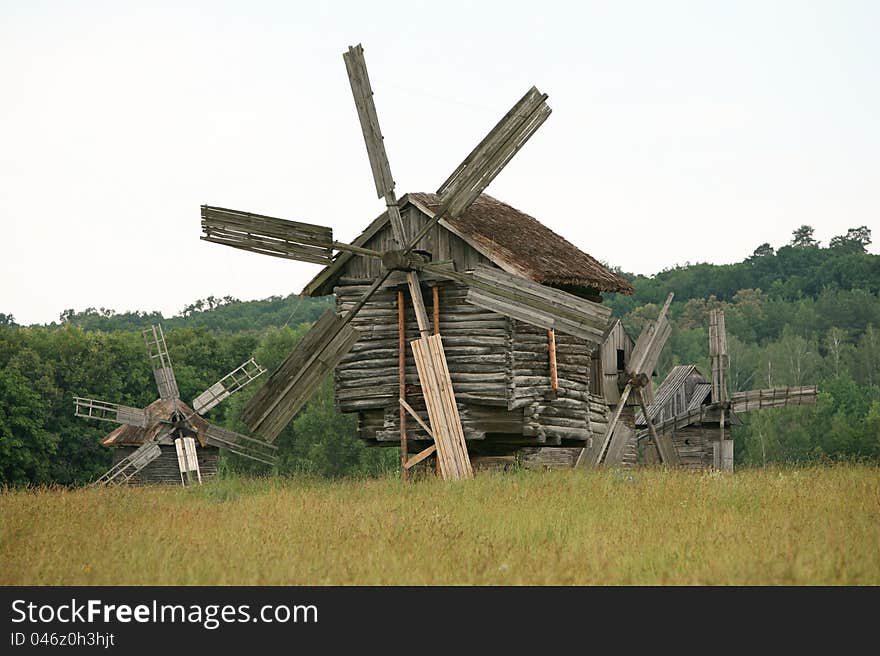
xmin=408 ymin=193 xmax=632 ymax=294
xmin=303 ymin=192 xmax=633 ymax=296
xmin=101 ymin=398 xmax=210 ymax=447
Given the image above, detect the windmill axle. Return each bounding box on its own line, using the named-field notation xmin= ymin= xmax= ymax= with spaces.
xmin=381 ymin=249 xmax=426 ymax=272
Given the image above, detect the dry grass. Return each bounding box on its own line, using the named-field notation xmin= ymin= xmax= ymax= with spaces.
xmin=2 ymin=466 xmax=878 ymax=585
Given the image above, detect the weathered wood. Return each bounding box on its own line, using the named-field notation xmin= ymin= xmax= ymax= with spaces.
xmin=548 ymin=328 xmax=559 ymax=390
xmin=603 ymin=423 xmax=634 ymax=465
xmin=74 ymin=397 xmax=148 ymax=428
xmin=200 ymin=205 xmax=333 ymax=265
xmin=242 ymin=310 xmax=361 ymax=440
xmin=191 ymin=358 xmax=266 ymax=415
xmin=636 ymin=388 xmax=679 ymax=466
xmin=709 ymin=309 xmax=728 ymax=403
xmin=200 ymin=423 xmax=277 ymax=465
xmin=730 ymin=386 xmax=817 ymax=412
xmin=343 ymin=44 xmax=395 ymax=199
xmin=434 ymin=86 xmax=551 ymax=220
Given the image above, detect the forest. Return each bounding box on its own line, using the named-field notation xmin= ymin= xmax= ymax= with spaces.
xmin=1 ymin=224 xmax=878 ymax=485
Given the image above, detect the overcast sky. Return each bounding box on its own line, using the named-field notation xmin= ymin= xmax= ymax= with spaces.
xmin=2 ymin=1 xmax=877 ymax=325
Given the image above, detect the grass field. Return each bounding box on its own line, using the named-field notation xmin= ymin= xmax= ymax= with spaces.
xmin=2 ymin=465 xmax=878 ymax=585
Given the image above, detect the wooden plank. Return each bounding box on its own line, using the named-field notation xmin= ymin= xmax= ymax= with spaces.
xmin=404 ymin=444 xmax=437 ymax=470
xmin=399 ymin=398 xmax=434 ymax=440
xmin=411 ymin=335 xmax=473 ymax=480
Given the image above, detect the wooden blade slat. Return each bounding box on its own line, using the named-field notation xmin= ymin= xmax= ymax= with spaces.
xmin=201 ymin=206 xmax=334 ymax=266
xmin=344 ymin=44 xmax=395 ymax=199
xmin=729 ymin=386 xmax=817 ymax=413
xmin=242 ymin=310 xmax=361 ymax=441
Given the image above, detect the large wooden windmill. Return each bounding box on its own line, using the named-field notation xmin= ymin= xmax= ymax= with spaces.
xmin=74 ymin=324 xmax=276 ymax=485
xmin=634 ymin=309 xmax=818 ymax=470
xmin=200 ymin=44 xmax=615 ymax=479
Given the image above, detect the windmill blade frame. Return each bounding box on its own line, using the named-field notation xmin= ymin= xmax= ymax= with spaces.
xmin=199 ymin=423 xmax=278 ymax=466
xmin=143 ymin=324 xmax=180 ymax=401
xmin=74 ymin=397 xmax=149 ymax=429
xmin=201 ymin=206 xmax=335 ymax=265
xmin=93 ymin=441 xmax=163 ymax=486
xmin=192 ymin=357 xmax=267 ymax=416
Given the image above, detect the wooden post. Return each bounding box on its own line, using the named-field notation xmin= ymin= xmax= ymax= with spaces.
xmin=432 ymin=285 xmax=440 ymax=477
xmin=547 ymin=328 xmax=558 ymax=390
xmin=398 ymin=290 xmax=408 ymax=481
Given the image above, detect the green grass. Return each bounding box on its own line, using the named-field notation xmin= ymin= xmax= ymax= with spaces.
xmin=2 ymin=466 xmax=878 ymax=585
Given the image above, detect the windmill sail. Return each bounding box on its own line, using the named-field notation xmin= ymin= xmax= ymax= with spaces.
xmin=201 ymin=206 xmax=334 ymax=266
xmin=94 ymin=441 xmax=162 ymax=486
xmin=242 ymin=310 xmax=361 ymax=441
xmin=192 ymin=358 xmax=267 ymax=415
xmin=200 ymin=424 xmax=278 ymax=465
xmin=74 ymin=397 xmax=148 ymax=428
xmin=143 ymin=325 xmax=179 ymax=401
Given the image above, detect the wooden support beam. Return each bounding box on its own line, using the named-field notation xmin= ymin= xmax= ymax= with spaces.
xmin=398 ymin=290 xmax=408 ymax=481
xmin=404 ymin=444 xmax=437 ymax=470
xmin=548 ymin=328 xmax=558 ymax=391
xmin=399 ymin=397 xmax=435 ymax=439
xmin=433 ymin=285 xmax=440 ymax=335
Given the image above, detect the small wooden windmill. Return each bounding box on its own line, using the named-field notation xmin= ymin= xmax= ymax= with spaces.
xmin=636 ymin=309 xmax=818 ymax=470
xmin=576 ymin=293 xmax=679 ymax=468
xmin=74 ymin=324 xmax=276 ymax=485
xmin=200 ymin=44 xmax=614 ymax=480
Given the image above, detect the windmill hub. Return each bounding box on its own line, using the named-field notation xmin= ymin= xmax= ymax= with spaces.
xmin=627 ymin=372 xmax=651 ymax=388
xmin=381 ymin=249 xmax=426 ymax=272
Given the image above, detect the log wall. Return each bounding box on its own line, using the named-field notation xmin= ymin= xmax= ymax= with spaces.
xmin=110 ymin=445 xmax=220 ymax=485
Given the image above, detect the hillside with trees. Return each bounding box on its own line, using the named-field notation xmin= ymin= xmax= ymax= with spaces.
xmin=1 ymin=225 xmax=877 ymax=485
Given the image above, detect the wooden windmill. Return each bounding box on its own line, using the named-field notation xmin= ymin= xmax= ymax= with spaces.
xmin=576 ymin=293 xmax=679 ymax=468
xmin=74 ymin=324 xmax=276 ymax=485
xmin=636 ymin=309 xmax=818 ymax=470
xmin=199 ymin=44 xmax=614 ymax=480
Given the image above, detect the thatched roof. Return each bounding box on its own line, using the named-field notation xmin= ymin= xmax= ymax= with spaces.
xmin=407 ymin=193 xmax=633 ymax=294
xmin=101 ymin=398 xmax=210 ymax=447
xmin=302 ymin=192 xmax=633 ymax=297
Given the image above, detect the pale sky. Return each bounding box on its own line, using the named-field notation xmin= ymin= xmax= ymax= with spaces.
xmin=2 ymin=1 xmax=878 ymax=325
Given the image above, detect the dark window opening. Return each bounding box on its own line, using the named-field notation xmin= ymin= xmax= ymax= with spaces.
xmin=616 ymin=348 xmax=626 ymax=371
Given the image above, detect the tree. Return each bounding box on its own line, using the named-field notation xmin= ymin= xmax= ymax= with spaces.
xmin=791 ymin=225 xmax=819 ymax=248
xmin=751 ymin=243 xmax=774 ymax=258
xmin=829 ymin=226 xmax=872 ymax=254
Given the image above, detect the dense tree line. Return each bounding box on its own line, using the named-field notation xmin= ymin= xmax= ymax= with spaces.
xmin=1 ymin=225 xmax=877 ymax=485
